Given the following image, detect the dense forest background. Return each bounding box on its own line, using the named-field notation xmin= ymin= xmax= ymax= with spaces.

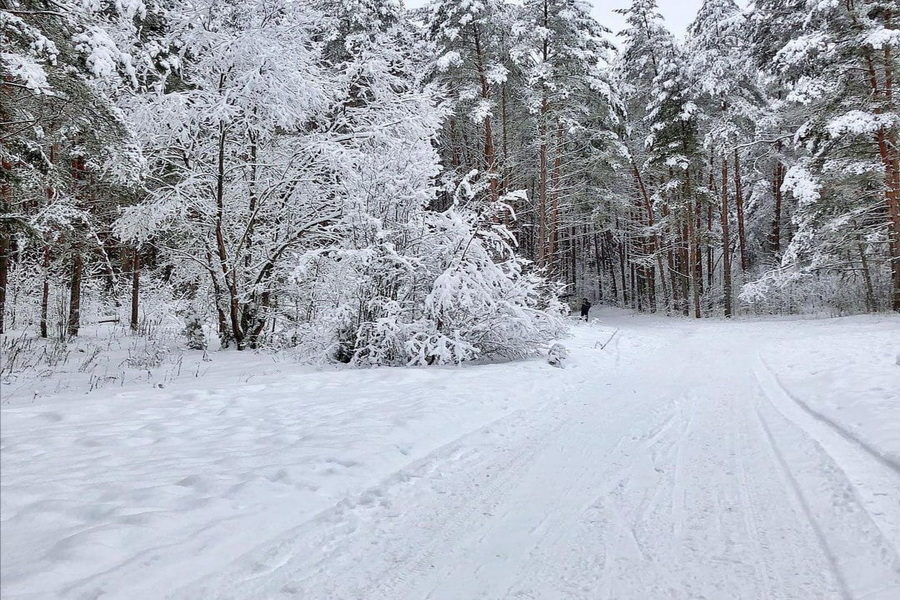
xmin=2 ymin=0 xmax=898 ymax=364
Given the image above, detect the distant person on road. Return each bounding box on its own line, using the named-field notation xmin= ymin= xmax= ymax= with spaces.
xmin=580 ymin=298 xmax=592 ymax=321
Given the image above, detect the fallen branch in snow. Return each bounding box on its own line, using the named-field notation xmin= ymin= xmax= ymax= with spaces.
xmin=594 ymin=329 xmax=618 ymax=350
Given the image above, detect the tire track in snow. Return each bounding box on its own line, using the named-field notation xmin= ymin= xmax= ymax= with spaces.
xmin=751 ymin=399 xmax=854 ymax=600
xmin=753 ymin=365 xmax=900 ymax=600
xmin=755 ymin=358 xmax=900 ymax=553
xmin=758 ymin=357 xmax=900 ymax=475
xmin=503 ymin=393 xmax=685 ymax=599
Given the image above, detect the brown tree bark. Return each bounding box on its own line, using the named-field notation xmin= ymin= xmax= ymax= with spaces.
xmin=66 ymin=252 xmax=83 ymax=337
xmin=0 ymin=229 xmax=7 ymax=335
xmin=548 ymin=120 xmax=564 ymax=273
xmin=734 ymin=149 xmax=749 ymax=272
xmin=213 ymin=117 xmax=244 ymax=348
xmin=658 ymin=201 xmax=675 ymax=314
xmin=685 ymin=170 xmax=701 ymax=318
xmin=0 ymin=159 xmax=10 ymax=334
xmin=707 ymin=203 xmax=714 ymax=288
xmin=206 ymin=248 xmax=231 ymax=347
xmin=472 ymin=24 xmax=498 ymax=201
xmin=537 ymin=98 xmax=549 ymax=267
xmin=130 ymin=247 xmax=140 ymax=331
xmin=721 ymin=153 xmax=733 ymax=318
xmin=501 ymin=80 xmax=510 ymax=195
xmin=695 ymin=200 xmax=704 ymax=300
xmin=629 ymin=156 xmax=666 ymax=311
xmin=618 ymin=218 xmax=628 ymax=306
xmin=706 ymin=166 xmax=715 ymax=289
xmin=593 ymin=232 xmax=603 ymax=300
xmin=680 ymin=219 xmax=690 ymax=316
xmin=40 ymin=246 xmax=50 ymax=338
xmin=861 ymin=32 xmax=900 ymax=311
xmin=858 ymin=239 xmax=877 ymax=312
xmin=770 ymin=160 xmax=784 ymax=256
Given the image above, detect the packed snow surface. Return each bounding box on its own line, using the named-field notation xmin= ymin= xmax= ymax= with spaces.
xmin=2 ymin=310 xmax=899 ymax=599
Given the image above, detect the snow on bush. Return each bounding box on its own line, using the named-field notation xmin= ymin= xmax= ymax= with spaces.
xmin=547 ymin=343 xmax=569 ymax=368
xmin=286 ymin=174 xmax=565 ymax=367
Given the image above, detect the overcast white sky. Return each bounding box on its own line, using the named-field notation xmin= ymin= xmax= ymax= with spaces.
xmin=403 ymin=0 xmax=704 ymax=39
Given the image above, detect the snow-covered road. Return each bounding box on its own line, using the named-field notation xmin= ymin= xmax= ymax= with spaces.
xmin=2 ymin=311 xmax=899 ymax=599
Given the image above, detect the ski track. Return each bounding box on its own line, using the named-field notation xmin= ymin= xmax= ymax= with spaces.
xmin=2 ymin=311 xmax=899 ymax=599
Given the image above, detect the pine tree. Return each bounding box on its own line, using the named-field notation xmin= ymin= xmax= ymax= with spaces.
xmin=686 ymin=0 xmax=762 ymax=316
xmin=748 ymin=0 xmax=899 ymax=312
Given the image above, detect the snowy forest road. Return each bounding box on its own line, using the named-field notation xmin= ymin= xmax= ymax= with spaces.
xmin=2 ymin=312 xmax=899 ymax=599
xmin=172 ymin=314 xmax=900 ymax=599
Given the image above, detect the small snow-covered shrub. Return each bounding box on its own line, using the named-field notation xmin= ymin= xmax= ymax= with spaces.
xmin=182 ymin=310 xmax=207 ymax=350
xmin=283 ymin=175 xmax=565 ymax=366
xmin=547 ymin=343 xmax=569 ymax=368
xmin=420 ymin=193 xmax=566 ymax=362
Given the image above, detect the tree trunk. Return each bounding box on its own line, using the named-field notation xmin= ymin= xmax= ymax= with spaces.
xmin=680 ymin=220 xmax=690 ymax=316
xmin=593 ymin=232 xmax=603 ymax=300
xmin=206 ymin=249 xmax=231 ymax=347
xmin=67 ymin=252 xmax=83 ymax=337
xmin=695 ymin=198 xmax=704 ymax=300
xmin=604 ymin=231 xmax=618 ymax=304
xmin=130 ymin=247 xmax=140 ymax=331
xmin=884 ymin=44 xmax=899 ymax=311
xmin=630 ymin=260 xmax=639 ymax=310
xmin=686 ymin=170 xmax=701 ymax=318
xmin=629 ymin=156 xmax=665 ymax=311
xmin=501 ymin=81 xmax=510 ymax=195
xmin=0 ymin=225 xmax=8 ymax=335
xmin=618 ymin=221 xmax=628 ymax=306
xmin=858 ymin=239 xmax=877 ymax=313
xmin=706 ymin=202 xmax=714 ymax=289
xmin=734 ymin=149 xmax=749 ymax=272
xmin=721 ymin=153 xmax=733 ymax=318
xmin=472 ymin=24 xmax=498 ymax=201
xmin=537 ymin=99 xmax=549 ymax=267
xmin=537 ymin=3 xmax=550 ymax=268
xmin=214 ymin=117 xmax=244 ymax=348
xmin=40 ymin=246 xmax=50 ymax=338
xmin=548 ymin=120 xmax=563 ymax=274
xmin=662 ymin=201 xmax=677 ymax=314
xmin=863 ymin=43 xmax=900 ymax=311
xmin=570 ymin=225 xmax=577 ymax=291
xmin=0 ymin=158 xmax=10 ymax=334
xmin=770 ymin=160 xmax=784 ymax=256
xmin=876 ymin=128 xmax=900 ymax=311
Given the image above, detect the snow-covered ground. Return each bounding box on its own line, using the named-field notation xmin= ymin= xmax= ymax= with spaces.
xmin=2 ymin=310 xmax=899 ymax=599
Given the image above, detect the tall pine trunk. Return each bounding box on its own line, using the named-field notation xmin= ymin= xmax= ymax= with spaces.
xmin=721 ymin=153 xmax=733 ymax=317
xmin=630 ymin=156 xmax=666 ymax=311
xmin=472 ymin=24 xmax=498 ymax=202
xmin=734 ymin=149 xmax=749 ymax=272
xmin=548 ymin=120 xmax=563 ymax=273
xmin=0 ymin=223 xmax=8 ymax=335
xmin=0 ymin=158 xmax=11 ymax=334
xmin=770 ymin=160 xmax=784 ymax=256
xmin=40 ymin=246 xmax=50 ymax=338
xmin=537 ymin=97 xmax=549 ymax=267
xmin=130 ymin=247 xmax=140 ymax=331
xmin=686 ymin=170 xmax=701 ymax=318
xmin=858 ymin=239 xmax=877 ymax=312
xmin=66 ymin=252 xmax=83 ymax=338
